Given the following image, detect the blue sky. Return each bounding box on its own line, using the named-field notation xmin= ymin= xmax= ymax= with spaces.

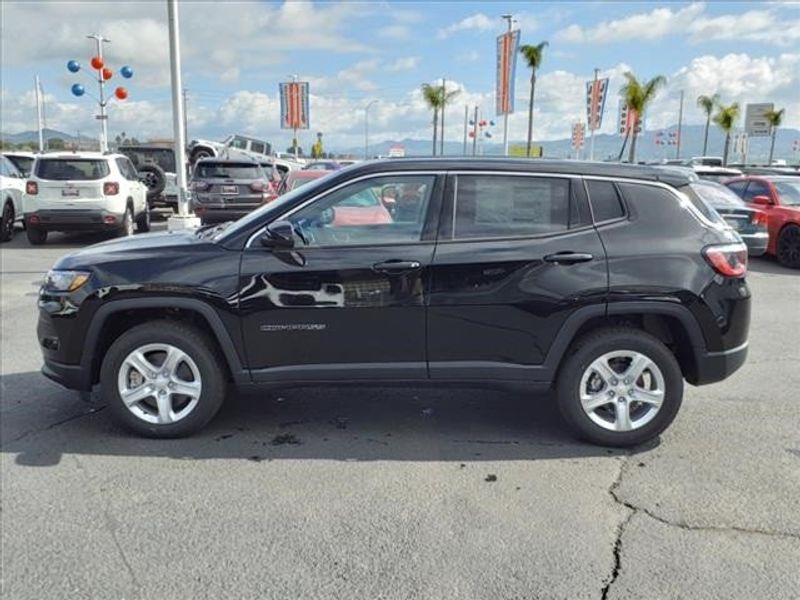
xmin=1 ymin=1 xmax=799 ymax=150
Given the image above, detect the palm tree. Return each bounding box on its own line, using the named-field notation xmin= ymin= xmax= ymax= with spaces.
xmin=421 ymin=83 xmax=443 ymax=156
xmin=519 ymin=41 xmax=548 ymax=158
xmin=713 ymin=102 xmax=740 ymax=166
xmin=620 ymin=71 xmax=666 ymax=163
xmin=697 ymin=93 xmax=719 ymax=156
xmin=439 ymin=81 xmax=460 ymax=156
xmin=764 ymin=107 xmax=785 ymax=165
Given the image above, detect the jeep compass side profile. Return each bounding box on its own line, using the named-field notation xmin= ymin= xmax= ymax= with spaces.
xmin=37 ymin=159 xmax=750 ymax=446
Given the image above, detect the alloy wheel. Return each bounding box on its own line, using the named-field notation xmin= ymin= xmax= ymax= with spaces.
xmin=578 ymin=350 xmax=665 ymax=432
xmin=117 ymin=343 xmax=203 ymax=425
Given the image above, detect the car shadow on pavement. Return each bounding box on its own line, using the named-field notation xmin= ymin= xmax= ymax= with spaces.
xmin=1 ymin=371 xmax=657 ymax=467
xmin=748 ymin=256 xmax=799 ymax=275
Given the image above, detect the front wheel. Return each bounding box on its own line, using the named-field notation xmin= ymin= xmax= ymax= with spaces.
xmin=0 ymin=202 xmax=14 ymax=242
xmin=100 ymin=321 xmax=226 ymax=437
xmin=556 ymin=328 xmax=683 ymax=447
xmin=776 ymin=224 xmax=800 ymax=269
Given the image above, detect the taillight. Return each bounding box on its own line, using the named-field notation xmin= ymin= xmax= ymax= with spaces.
xmin=26 ymin=181 xmax=38 ymax=195
xmin=751 ymin=211 xmax=768 ymax=226
xmin=103 ymin=182 xmax=119 ymax=195
xmin=191 ymin=181 xmax=209 ymax=192
xmin=703 ymin=243 xmax=748 ymax=278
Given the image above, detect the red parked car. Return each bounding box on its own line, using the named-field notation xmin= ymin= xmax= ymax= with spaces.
xmin=725 ymin=176 xmax=800 ymax=268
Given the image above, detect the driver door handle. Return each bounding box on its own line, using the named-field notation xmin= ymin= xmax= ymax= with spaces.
xmin=543 ymin=252 xmax=594 ymax=265
xmin=372 ymin=260 xmax=422 ymax=274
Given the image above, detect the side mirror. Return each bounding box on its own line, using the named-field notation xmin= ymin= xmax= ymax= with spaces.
xmin=260 ymin=220 xmax=295 ymax=249
xmin=751 ymin=195 xmax=772 ymax=206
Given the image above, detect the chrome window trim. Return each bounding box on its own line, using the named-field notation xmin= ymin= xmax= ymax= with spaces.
xmin=244 ymin=170 xmax=445 ymax=248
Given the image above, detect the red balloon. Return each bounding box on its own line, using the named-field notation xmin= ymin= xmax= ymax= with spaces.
xmin=102 ymin=68 xmax=113 ymax=81
xmin=90 ymin=56 xmax=104 ymax=70
xmin=114 ymin=87 xmax=128 ymax=100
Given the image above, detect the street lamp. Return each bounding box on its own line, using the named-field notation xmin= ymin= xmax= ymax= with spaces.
xmin=364 ymin=100 xmax=378 ymax=159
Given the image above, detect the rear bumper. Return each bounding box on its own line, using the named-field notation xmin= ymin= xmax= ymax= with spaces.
xmin=193 ymin=206 xmax=259 ymax=222
xmin=739 ymin=232 xmax=769 ymax=256
xmin=689 ymin=341 xmax=748 ymax=386
xmin=25 ymin=209 xmax=125 ymax=231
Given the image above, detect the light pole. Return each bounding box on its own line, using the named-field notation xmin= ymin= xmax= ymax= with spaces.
xmin=166 ymin=0 xmax=197 ymax=228
xmin=501 ymin=14 xmax=515 ymax=156
xmin=364 ymin=99 xmax=378 ymax=159
xmin=87 ymin=33 xmax=110 ymax=152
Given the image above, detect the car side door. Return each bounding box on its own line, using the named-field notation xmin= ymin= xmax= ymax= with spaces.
xmin=237 ymin=172 xmax=444 ymax=382
xmin=427 ymin=172 xmax=607 ymax=382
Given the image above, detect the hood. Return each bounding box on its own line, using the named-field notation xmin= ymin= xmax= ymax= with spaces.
xmin=54 ymin=229 xmax=209 ymax=270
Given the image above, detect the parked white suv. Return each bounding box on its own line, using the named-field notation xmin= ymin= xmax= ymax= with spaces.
xmin=23 ymin=152 xmax=149 ymax=245
xmin=1 ymin=155 xmax=26 ymax=242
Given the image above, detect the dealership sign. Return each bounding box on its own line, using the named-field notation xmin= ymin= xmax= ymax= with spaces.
xmin=279 ymin=81 xmax=310 ymax=130
xmin=585 ymin=78 xmax=609 ymax=131
xmin=744 ymin=103 xmax=773 ymax=137
xmin=495 ymin=29 xmax=520 ymax=116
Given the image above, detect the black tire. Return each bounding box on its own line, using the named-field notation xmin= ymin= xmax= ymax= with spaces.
xmin=776 ymin=224 xmax=800 ymax=269
xmin=0 ymin=201 xmax=14 ymax=242
xmin=118 ymin=206 xmax=134 ymax=237
xmin=190 ymin=148 xmax=213 ymax=163
xmin=100 ymin=320 xmax=227 ymax=438
xmin=26 ymin=225 xmax=47 ymax=245
xmin=555 ymin=327 xmax=683 ymax=447
xmin=136 ymin=206 xmax=151 ymax=233
xmin=138 ymin=163 xmax=166 ymax=199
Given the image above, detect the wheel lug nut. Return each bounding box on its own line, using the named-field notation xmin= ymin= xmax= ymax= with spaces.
xmin=618 ymin=397 xmax=626 ymax=403
xmin=624 ymin=378 xmax=631 ymax=385
xmin=610 ymin=378 xmax=618 ymax=385
xmin=608 ymin=390 xmax=615 ymax=397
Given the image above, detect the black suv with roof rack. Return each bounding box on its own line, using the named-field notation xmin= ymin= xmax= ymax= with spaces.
xmin=37 ymin=159 xmax=750 ymax=446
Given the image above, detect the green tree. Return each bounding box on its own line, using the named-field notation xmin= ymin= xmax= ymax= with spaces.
xmin=421 ymin=83 xmax=444 ymax=157
xmin=764 ymin=107 xmax=785 ymax=165
xmin=696 ymin=93 xmax=719 ymax=156
xmin=48 ymin=138 xmax=65 ymax=150
xmin=519 ymin=41 xmax=548 ymax=158
xmin=713 ymin=102 xmax=740 ymax=166
xmin=620 ymin=71 xmax=666 ymax=163
xmin=438 ymin=82 xmax=460 ymax=155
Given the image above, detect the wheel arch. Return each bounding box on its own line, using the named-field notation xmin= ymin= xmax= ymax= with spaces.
xmin=82 ymin=298 xmax=247 ymax=386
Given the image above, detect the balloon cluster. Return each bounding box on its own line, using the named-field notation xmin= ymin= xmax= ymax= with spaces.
xmin=67 ymin=57 xmax=133 ymax=101
xmin=468 ymin=118 xmax=496 ymax=139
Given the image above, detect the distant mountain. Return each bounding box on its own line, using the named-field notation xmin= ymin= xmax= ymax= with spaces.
xmin=341 ymin=124 xmax=800 ymax=163
xmin=0 ymin=128 xmax=92 ymax=144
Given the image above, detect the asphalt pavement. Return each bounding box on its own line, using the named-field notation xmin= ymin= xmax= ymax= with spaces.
xmin=1 ymin=223 xmax=798 ymax=600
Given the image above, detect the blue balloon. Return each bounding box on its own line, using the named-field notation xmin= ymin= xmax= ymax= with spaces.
xmin=485 ymin=131 xmax=493 ymax=138
xmin=120 ymin=65 xmax=134 ymax=79
xmin=67 ymin=60 xmax=80 ymax=73
xmin=71 ymin=83 xmax=85 ymax=97
xmin=489 ymin=120 xmax=496 ymax=127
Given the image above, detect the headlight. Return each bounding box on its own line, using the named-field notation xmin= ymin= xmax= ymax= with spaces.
xmin=44 ymin=270 xmax=91 ymax=292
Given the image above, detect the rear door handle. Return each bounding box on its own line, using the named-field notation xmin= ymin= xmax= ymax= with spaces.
xmin=372 ymin=260 xmax=422 ymax=274
xmin=543 ymin=252 xmax=594 ymax=265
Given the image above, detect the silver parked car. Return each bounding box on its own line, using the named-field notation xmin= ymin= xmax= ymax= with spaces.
xmin=189 ymin=159 xmax=272 ymax=224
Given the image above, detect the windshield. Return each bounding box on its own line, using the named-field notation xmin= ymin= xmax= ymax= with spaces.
xmin=195 ymin=162 xmax=262 ymax=179
xmin=35 ymin=159 xmax=110 ymax=180
xmin=215 ymin=170 xmax=335 ymax=241
xmin=6 ymin=155 xmax=34 ymax=176
xmin=690 ymin=181 xmax=746 ymax=209
xmin=774 ymin=180 xmax=800 ymax=206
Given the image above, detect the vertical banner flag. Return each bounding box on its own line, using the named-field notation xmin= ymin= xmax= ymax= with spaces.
xmin=496 ymin=29 xmax=520 ymax=116
xmin=572 ymin=122 xmax=585 ymax=150
xmin=618 ymin=102 xmax=644 ymax=135
xmin=585 ymin=78 xmax=609 ymax=131
xmin=279 ymin=81 xmax=310 ymax=130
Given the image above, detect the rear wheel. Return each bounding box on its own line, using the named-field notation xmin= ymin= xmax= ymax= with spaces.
xmin=776 ymin=224 xmax=800 ymax=269
xmin=0 ymin=201 xmax=14 ymax=242
xmin=100 ymin=321 xmax=226 ymax=437
xmin=26 ymin=225 xmax=47 ymax=245
xmin=556 ymin=328 xmax=683 ymax=447
xmin=119 ymin=206 xmax=134 ymax=237
xmin=136 ymin=206 xmax=151 ymax=233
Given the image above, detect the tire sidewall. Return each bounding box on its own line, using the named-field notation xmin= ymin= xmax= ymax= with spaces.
xmin=556 ymin=329 xmax=684 ymax=447
xmin=136 ymin=206 xmax=151 ymax=233
xmin=100 ymin=322 xmax=226 ymax=437
xmin=26 ymin=225 xmax=47 ymax=245
xmin=777 ymin=224 xmax=800 ymax=269
xmin=120 ymin=207 xmax=134 ymax=237
xmin=0 ymin=203 xmax=14 ymax=242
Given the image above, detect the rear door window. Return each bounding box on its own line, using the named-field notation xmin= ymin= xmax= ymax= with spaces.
xmin=35 ymin=159 xmax=110 ymax=180
xmin=448 ymin=175 xmax=572 ymax=239
xmin=586 ymin=180 xmax=625 ymax=223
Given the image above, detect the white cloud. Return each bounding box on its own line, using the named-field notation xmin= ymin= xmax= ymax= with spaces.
xmin=688 ymin=10 xmax=800 ymax=46
xmin=378 ymin=25 xmax=411 ymax=40
xmin=555 ymin=2 xmax=705 ymax=43
xmin=388 ymin=57 xmax=420 ymax=72
xmin=436 ymin=13 xmax=495 ymax=39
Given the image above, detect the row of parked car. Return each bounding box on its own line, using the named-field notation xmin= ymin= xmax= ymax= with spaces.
xmin=2 ymin=148 xmax=799 ymax=267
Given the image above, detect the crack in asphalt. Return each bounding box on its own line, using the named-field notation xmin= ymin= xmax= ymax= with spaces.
xmin=72 ymin=455 xmax=143 ymax=600
xmin=6 ymin=406 xmax=106 ymax=443
xmin=600 ymin=457 xmax=634 ymax=600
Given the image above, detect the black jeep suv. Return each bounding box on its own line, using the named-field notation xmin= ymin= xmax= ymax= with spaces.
xmin=37 ymin=159 xmax=750 ymax=446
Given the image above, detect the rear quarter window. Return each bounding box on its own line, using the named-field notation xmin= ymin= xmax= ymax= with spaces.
xmin=35 ymin=159 xmax=110 ymax=180
xmin=585 ymin=180 xmax=625 ymax=222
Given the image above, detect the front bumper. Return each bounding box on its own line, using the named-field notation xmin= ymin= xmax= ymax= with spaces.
xmin=42 ymin=358 xmax=92 ymax=391
xmin=25 ymin=209 xmax=126 ymax=232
